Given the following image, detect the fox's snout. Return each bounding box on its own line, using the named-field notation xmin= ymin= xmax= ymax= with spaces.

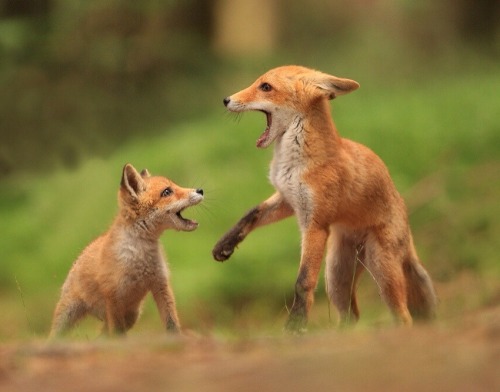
xmin=190 ymin=188 xmax=204 ymax=203
xmin=223 ymin=97 xmax=230 ymax=107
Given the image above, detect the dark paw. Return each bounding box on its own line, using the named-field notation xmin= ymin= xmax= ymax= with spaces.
xmin=166 ymin=317 xmax=181 ymax=333
xmin=212 ymin=243 xmax=234 ymax=262
xmin=284 ymin=314 xmax=308 ymax=335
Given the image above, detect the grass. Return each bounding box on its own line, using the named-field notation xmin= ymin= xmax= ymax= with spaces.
xmin=0 ymin=65 xmax=499 ymax=340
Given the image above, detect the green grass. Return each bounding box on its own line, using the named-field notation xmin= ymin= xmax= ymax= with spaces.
xmin=0 ymin=67 xmax=499 ymax=340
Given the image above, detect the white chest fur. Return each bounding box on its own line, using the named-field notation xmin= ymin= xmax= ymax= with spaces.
xmin=269 ymin=117 xmax=314 ymax=228
xmin=113 ymin=227 xmax=167 ymax=283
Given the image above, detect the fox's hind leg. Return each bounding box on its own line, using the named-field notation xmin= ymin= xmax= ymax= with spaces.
xmin=364 ymin=233 xmax=413 ymax=325
xmin=105 ymin=301 xmax=128 ymax=335
xmin=124 ymin=309 xmax=140 ymax=330
xmin=325 ymin=230 xmax=365 ymax=326
xmin=49 ymin=298 xmax=88 ymax=338
xmin=101 ymin=308 xmax=140 ymax=336
xmin=403 ymin=240 xmax=437 ymax=321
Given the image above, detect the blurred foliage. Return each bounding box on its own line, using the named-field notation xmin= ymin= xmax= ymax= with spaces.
xmin=0 ymin=0 xmax=218 ymax=175
xmin=0 ymin=0 xmax=498 ymax=177
xmin=0 ymin=0 xmax=499 ymax=339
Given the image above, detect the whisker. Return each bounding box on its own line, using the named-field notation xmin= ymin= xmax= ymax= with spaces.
xmin=223 ymin=110 xmax=243 ymax=123
xmin=196 ymin=204 xmax=217 ymax=223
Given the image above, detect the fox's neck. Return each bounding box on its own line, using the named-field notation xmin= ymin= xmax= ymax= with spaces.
xmin=308 ymin=99 xmax=342 ymax=153
xmin=276 ymin=99 xmax=341 ymax=162
xmin=105 ymin=216 xmax=163 ymax=266
xmin=112 ymin=213 xmax=163 ymax=243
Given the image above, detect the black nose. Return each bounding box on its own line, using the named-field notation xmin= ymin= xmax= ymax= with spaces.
xmin=223 ymin=97 xmax=230 ymax=107
xmin=196 ymin=188 xmax=204 ymax=196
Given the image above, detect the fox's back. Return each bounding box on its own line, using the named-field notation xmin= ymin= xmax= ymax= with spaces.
xmin=275 ymin=132 xmax=406 ymax=229
xmin=332 ymin=137 xmax=406 ymax=227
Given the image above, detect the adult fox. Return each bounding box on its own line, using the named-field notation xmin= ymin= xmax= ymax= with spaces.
xmin=213 ymin=65 xmax=436 ymax=332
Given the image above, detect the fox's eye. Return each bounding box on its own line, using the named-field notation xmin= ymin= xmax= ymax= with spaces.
xmin=259 ymin=82 xmax=272 ymax=92
xmin=161 ymin=187 xmax=173 ymax=197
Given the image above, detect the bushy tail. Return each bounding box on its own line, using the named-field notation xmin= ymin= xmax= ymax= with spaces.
xmin=403 ymin=258 xmax=437 ymax=321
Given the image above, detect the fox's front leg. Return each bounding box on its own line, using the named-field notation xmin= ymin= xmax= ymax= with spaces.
xmin=285 ymin=226 xmax=329 ymax=333
xmin=152 ymin=282 xmax=181 ymax=333
xmin=213 ymin=192 xmax=294 ymax=261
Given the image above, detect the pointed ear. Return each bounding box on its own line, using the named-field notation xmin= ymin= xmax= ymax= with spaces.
xmin=121 ymin=164 xmax=147 ymax=198
xmin=140 ymin=169 xmax=151 ymax=178
xmin=312 ymin=72 xmax=360 ymax=100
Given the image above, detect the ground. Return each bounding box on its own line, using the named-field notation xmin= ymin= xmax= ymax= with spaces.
xmin=0 ymin=304 xmax=498 ymax=392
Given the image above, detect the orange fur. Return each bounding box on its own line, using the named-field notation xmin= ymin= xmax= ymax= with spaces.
xmin=213 ymin=65 xmax=436 ymax=332
xmin=50 ymin=164 xmax=204 ymax=337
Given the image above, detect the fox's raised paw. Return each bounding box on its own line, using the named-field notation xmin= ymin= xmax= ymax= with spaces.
xmin=212 ymin=243 xmax=234 ymax=262
xmin=213 ymin=229 xmax=243 ymax=261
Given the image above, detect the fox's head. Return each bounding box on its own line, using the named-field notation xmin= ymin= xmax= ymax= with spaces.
xmin=223 ymin=65 xmax=359 ymax=148
xmin=119 ymin=164 xmax=203 ymax=233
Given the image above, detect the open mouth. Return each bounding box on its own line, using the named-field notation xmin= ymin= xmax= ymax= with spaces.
xmin=256 ymin=110 xmax=272 ymax=148
xmin=174 ymin=208 xmax=198 ymax=231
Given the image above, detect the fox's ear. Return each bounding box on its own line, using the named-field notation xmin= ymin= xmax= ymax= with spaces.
xmin=140 ymin=169 xmax=151 ymax=178
xmin=121 ymin=164 xmax=147 ymax=198
xmin=312 ymin=72 xmax=360 ymax=100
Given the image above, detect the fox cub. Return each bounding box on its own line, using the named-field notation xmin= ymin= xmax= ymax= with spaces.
xmin=50 ymin=163 xmax=203 ymax=337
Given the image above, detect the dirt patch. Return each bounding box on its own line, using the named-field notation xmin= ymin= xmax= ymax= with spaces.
xmin=1 ymin=306 xmax=499 ymax=392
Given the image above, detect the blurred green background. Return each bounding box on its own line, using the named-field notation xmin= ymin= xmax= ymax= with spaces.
xmin=0 ymin=0 xmax=498 ymax=340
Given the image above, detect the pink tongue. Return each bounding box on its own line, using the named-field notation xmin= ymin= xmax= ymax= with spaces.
xmin=256 ymin=128 xmax=270 ymax=148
